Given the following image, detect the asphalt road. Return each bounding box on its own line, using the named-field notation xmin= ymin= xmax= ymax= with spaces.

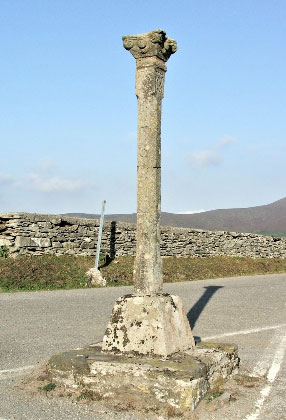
xmin=1 ymin=273 xmax=285 ymax=419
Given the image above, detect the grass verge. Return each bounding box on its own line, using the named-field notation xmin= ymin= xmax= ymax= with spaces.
xmin=0 ymin=255 xmax=286 ymax=292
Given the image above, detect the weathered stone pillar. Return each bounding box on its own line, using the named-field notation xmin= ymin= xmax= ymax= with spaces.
xmin=122 ymin=30 xmax=177 ymax=294
xmin=46 ymin=31 xmax=239 ymax=414
xmin=102 ymin=30 xmax=195 ymax=356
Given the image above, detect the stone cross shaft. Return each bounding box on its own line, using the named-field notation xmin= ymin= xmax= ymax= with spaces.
xmin=123 ymin=30 xmax=177 ymax=295
xmin=101 ymin=31 xmax=194 ymax=356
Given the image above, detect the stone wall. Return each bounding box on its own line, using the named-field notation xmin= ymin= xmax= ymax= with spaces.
xmin=1 ymin=212 xmax=286 ymax=259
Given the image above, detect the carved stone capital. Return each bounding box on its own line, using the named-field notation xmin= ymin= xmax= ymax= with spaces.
xmin=122 ymin=29 xmax=177 ymax=62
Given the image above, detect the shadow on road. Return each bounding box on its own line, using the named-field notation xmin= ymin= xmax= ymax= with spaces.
xmin=187 ymin=285 xmax=223 ymax=341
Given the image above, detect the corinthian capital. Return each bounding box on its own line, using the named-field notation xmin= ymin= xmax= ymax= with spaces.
xmin=122 ymin=29 xmax=177 ymax=62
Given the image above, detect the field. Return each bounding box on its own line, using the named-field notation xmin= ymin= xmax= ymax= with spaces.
xmin=1 ymin=255 xmax=286 ymax=292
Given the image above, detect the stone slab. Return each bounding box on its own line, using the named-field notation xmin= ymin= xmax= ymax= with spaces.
xmin=48 ymin=341 xmax=239 ymax=413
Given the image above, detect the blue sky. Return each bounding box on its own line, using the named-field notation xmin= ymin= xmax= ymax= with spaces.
xmin=1 ymin=0 xmax=285 ymax=214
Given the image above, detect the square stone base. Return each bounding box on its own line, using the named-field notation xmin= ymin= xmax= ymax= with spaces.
xmin=48 ymin=342 xmax=239 ymax=413
xmin=102 ymin=294 xmax=195 ymax=356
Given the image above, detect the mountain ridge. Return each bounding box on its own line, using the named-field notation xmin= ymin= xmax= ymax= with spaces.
xmin=64 ymin=197 xmax=286 ymax=236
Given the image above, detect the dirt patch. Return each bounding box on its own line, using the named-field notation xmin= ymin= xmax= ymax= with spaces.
xmin=194 ymin=369 xmax=265 ymax=419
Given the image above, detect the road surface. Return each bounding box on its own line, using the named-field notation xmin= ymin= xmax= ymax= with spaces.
xmin=1 ymin=273 xmax=285 ymax=419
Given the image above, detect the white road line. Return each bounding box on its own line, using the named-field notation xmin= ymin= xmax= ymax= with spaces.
xmin=203 ymin=324 xmax=286 ymax=341
xmin=0 ymin=365 xmax=35 ymax=380
xmin=251 ymin=327 xmax=285 ymax=378
xmin=267 ymin=334 xmax=286 ymax=382
xmin=243 ymin=333 xmax=286 ymax=420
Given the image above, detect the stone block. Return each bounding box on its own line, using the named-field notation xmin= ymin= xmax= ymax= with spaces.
xmin=80 ymin=241 xmax=93 ymax=249
xmin=62 ymin=242 xmax=75 ymax=249
xmin=52 ymin=241 xmax=62 ymax=248
xmin=86 ymin=268 xmax=106 ymax=287
xmin=48 ymin=342 xmax=238 ymax=413
xmin=50 ymin=217 xmax=62 ymax=225
xmin=15 ymin=236 xmax=51 ymax=248
xmin=102 ymin=294 xmax=195 ymax=357
xmin=32 ymin=238 xmax=51 ymax=248
xmin=37 ymin=221 xmax=53 ymax=229
xmin=0 ymin=238 xmax=12 ymax=247
xmin=15 ymin=236 xmax=33 ymax=247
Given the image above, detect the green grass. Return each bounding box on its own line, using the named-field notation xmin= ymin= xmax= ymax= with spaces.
xmin=204 ymin=389 xmax=223 ymax=403
xmin=42 ymin=382 xmax=56 ymax=392
xmin=1 ymin=255 xmax=286 ymax=292
xmin=0 ymin=255 xmax=89 ymax=292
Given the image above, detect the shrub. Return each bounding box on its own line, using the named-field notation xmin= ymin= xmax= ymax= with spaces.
xmin=0 ymin=245 xmax=8 ymax=258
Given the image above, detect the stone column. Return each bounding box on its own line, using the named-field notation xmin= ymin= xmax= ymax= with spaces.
xmin=102 ymin=30 xmax=195 ymax=356
xmin=122 ymin=30 xmax=177 ymax=295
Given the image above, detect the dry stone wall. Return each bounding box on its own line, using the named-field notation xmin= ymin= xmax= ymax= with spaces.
xmin=1 ymin=212 xmax=286 ymax=259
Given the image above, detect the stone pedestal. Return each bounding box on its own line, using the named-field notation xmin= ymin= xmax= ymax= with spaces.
xmin=102 ymin=294 xmax=195 ymax=357
xmin=47 ymin=342 xmax=239 ymax=414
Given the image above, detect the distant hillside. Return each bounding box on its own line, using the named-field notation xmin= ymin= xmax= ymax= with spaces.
xmin=65 ymin=196 xmax=286 ymax=236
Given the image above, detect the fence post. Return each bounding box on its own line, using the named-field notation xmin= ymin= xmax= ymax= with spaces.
xmin=95 ymin=200 xmax=106 ymax=269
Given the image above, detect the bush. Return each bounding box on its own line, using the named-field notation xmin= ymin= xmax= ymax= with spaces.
xmin=0 ymin=245 xmax=8 ymax=258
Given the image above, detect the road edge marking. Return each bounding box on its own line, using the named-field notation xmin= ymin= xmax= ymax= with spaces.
xmin=243 ymin=332 xmax=286 ymax=420
xmin=203 ymin=324 xmax=286 ymax=341
xmin=0 ymin=365 xmax=35 ymax=379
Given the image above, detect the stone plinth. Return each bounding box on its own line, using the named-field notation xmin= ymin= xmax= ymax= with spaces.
xmin=102 ymin=294 xmax=195 ymax=356
xmin=47 ymin=342 xmax=239 ymax=413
